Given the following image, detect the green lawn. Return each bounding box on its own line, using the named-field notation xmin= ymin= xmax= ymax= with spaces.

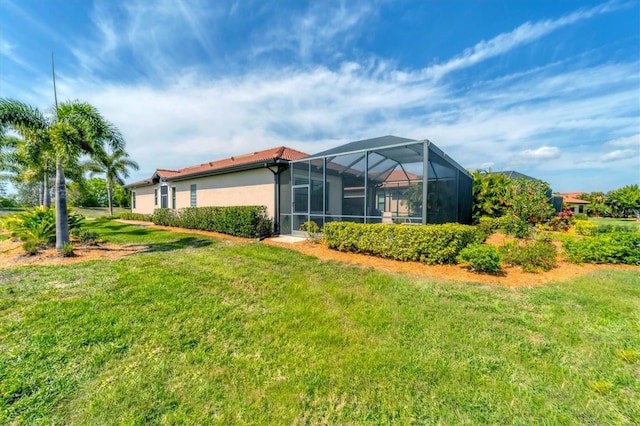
xmin=1 ymin=219 xmax=639 ymax=424
xmin=590 ymin=217 xmax=640 ymax=231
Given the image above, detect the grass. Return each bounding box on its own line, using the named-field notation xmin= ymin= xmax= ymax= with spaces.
xmin=590 ymin=217 xmax=640 ymax=231
xmin=1 ymin=219 xmax=639 ymax=424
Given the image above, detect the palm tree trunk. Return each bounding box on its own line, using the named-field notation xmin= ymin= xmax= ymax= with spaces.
xmin=55 ymin=159 xmax=69 ymax=250
xmin=107 ymin=181 xmax=113 ymax=217
xmin=39 ymin=180 xmax=44 ymax=207
xmin=43 ymin=174 xmax=51 ymax=208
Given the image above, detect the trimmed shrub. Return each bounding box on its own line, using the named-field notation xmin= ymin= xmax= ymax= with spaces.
xmin=151 ymin=206 xmax=272 ymax=238
xmin=120 ymin=212 xmax=153 ymax=221
xmin=323 ymin=222 xmax=484 ymax=264
xmin=457 ymin=244 xmax=502 ymax=273
xmin=564 ymin=232 xmax=640 ymax=265
xmin=501 ymin=239 xmax=557 ymax=273
xmin=300 ymin=220 xmax=321 ymax=243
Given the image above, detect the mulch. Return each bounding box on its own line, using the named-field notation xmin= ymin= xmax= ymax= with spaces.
xmin=2 ymin=223 xmax=638 ymax=286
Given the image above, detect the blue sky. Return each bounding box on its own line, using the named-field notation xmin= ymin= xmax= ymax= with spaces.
xmin=1 ymin=0 xmax=638 ymax=193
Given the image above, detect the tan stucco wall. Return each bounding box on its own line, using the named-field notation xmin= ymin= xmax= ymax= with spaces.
xmin=174 ymin=169 xmax=275 ymax=215
xmin=129 ymin=168 xmax=276 ymax=217
xmin=131 ymin=185 xmax=156 ymax=215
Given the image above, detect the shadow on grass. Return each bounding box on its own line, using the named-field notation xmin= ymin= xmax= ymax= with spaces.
xmin=136 ymin=237 xmax=214 ymax=253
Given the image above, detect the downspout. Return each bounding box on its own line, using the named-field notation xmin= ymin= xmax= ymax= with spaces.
xmin=266 ymin=161 xmax=284 ymax=237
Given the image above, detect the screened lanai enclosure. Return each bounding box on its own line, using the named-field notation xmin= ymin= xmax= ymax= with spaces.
xmin=277 ymin=136 xmax=472 ymax=235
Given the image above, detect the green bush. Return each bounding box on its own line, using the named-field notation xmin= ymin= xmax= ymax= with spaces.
xmin=501 ymin=239 xmax=557 ymax=273
xmin=477 ymin=216 xmax=500 ymax=240
xmin=119 ymin=212 xmax=152 ymax=221
xmin=77 ymin=229 xmax=99 ymax=245
xmin=1 ymin=207 xmax=84 ymax=246
xmin=564 ymin=232 xmax=640 ymax=265
xmin=323 ymin=222 xmax=484 ymax=264
xmin=498 ymin=214 xmax=532 ymax=238
xmin=457 ymin=244 xmax=502 ymax=273
xmin=151 ymin=206 xmax=272 ymax=238
xmin=300 ymin=220 xmax=321 ymax=242
xmin=22 ymin=239 xmax=40 ymax=256
xmin=573 ymin=213 xmax=588 ymax=221
xmin=574 ymin=221 xmax=596 ymax=236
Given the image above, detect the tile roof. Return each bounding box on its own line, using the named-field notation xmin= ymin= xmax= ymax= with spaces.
xmin=557 ymin=192 xmax=589 ymax=204
xmin=126 ymin=146 xmax=308 ymax=187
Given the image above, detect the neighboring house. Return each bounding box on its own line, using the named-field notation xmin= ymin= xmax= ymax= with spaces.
xmin=126 ymin=136 xmax=473 ymax=235
xmin=124 ymin=146 xmax=309 ymax=233
xmin=557 ymin=192 xmax=589 ymax=214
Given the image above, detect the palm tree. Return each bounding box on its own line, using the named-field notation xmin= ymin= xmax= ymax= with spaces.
xmin=85 ymin=147 xmax=139 ymax=216
xmin=0 ymin=98 xmax=124 ymax=250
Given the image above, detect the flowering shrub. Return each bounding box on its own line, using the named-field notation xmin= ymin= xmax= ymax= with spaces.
xmin=548 ymin=208 xmax=574 ymax=232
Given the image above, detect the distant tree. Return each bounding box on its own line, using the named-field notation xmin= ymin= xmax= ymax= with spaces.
xmin=606 ymin=184 xmax=640 ymax=217
xmin=13 ymin=180 xmax=40 ymax=207
xmin=112 ymin=184 xmax=131 ymax=208
xmin=577 ymin=192 xmax=611 ymax=217
xmin=85 ymin=147 xmax=138 ymax=216
xmin=67 ymin=177 xmax=106 ymax=207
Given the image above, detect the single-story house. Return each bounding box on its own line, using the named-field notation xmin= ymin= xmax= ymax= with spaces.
xmin=124 ymin=146 xmax=309 ymax=234
xmin=125 ymin=136 xmax=473 ymax=235
xmin=557 ymin=192 xmax=589 ymax=214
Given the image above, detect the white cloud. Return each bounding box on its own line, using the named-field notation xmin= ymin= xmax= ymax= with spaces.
xmin=601 ymin=149 xmax=638 ymax=162
xmin=422 ymin=0 xmax=622 ymax=80
xmin=605 ymin=134 xmax=640 ymax=148
xmin=510 ymin=146 xmax=561 ymax=165
xmin=252 ymin=1 xmax=375 ymax=61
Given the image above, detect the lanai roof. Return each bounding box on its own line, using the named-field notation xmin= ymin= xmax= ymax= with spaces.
xmin=300 ymin=135 xmax=471 ymax=177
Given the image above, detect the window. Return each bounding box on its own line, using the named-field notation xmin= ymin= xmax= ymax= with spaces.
xmin=190 ymin=184 xmax=197 ymax=207
xmin=154 ymin=189 xmax=158 ymax=206
xmin=377 ymin=193 xmax=385 ymax=212
xmin=172 ymin=187 xmax=176 ymax=209
xmin=132 ymin=192 xmax=136 ymax=209
xmin=160 ymin=186 xmax=168 ymax=208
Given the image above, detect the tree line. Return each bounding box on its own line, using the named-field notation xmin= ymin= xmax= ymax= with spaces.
xmin=0 ymin=98 xmax=138 ymax=250
xmin=471 ymin=170 xmax=640 ymax=222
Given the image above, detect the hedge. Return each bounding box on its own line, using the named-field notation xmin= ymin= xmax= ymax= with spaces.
xmin=151 ymin=206 xmax=272 ymax=239
xmin=563 ymin=232 xmax=640 ymax=265
xmin=323 ymin=222 xmax=484 ymax=264
xmin=120 ymin=212 xmax=153 ymax=221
